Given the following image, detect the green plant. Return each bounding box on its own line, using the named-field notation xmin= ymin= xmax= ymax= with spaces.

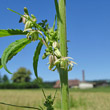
xmin=2 ymin=74 xmax=9 ymax=83
xmin=41 ymin=89 xmax=57 ymax=110
xmin=11 ymin=67 xmax=31 ymax=83
xmin=0 ymin=0 xmax=76 ymax=110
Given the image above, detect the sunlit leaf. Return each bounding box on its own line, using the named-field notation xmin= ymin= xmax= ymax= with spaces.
xmin=0 ymin=29 xmax=27 ymax=37
xmin=7 ymin=8 xmax=23 ymax=16
xmin=33 ymin=41 xmax=43 ymax=78
xmin=54 ymin=0 xmax=62 ymax=22
xmin=1 ymin=38 xmax=31 ymax=74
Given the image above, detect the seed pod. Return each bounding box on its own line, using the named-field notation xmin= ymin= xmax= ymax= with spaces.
xmin=24 ymin=7 xmax=29 ymax=15
xmin=49 ymin=55 xmax=53 ymax=65
xmin=49 ymin=55 xmax=54 ymax=65
xmin=46 ymin=52 xmax=50 ymax=56
xmin=22 ymin=16 xmax=26 ymax=24
xmin=54 ymin=59 xmax=60 ymax=65
xmin=54 ymin=49 xmax=61 ymax=58
xmin=26 ymin=32 xmax=30 ymax=39
xmin=52 ymin=41 xmax=60 ymax=49
xmin=24 ymin=21 xmax=32 ymax=30
xmin=53 ymin=55 xmax=57 ymax=62
xmin=46 ymin=37 xmax=49 ymax=43
xmin=31 ymin=31 xmax=38 ymax=41
xmin=31 ymin=14 xmax=37 ymax=23
xmin=45 ymin=48 xmax=49 ymax=52
xmin=19 ymin=15 xmax=28 ymax=24
xmin=52 ymin=41 xmax=57 ymax=48
xmin=42 ymin=53 xmax=47 ymax=59
xmin=48 ymin=46 xmax=53 ymax=52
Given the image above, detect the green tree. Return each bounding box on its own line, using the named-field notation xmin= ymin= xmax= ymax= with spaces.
xmin=32 ymin=77 xmax=43 ymax=87
xmin=0 ymin=72 xmax=2 ymax=83
xmin=11 ymin=67 xmax=31 ymax=83
xmin=2 ymin=74 xmax=9 ymax=83
xmin=32 ymin=77 xmax=43 ymax=84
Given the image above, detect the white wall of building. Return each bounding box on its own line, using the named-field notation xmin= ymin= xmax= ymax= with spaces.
xmin=79 ymin=82 xmax=93 ymax=89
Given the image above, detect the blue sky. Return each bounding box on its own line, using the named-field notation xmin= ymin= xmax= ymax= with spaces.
xmin=0 ymin=0 xmax=110 ymax=81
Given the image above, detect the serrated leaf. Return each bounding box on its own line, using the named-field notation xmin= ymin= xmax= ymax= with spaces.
xmin=0 ymin=29 xmax=27 ymax=37
xmin=1 ymin=38 xmax=31 ymax=74
xmin=33 ymin=41 xmax=43 ymax=78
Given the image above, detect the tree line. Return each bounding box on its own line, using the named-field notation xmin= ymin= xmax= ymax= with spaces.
xmin=0 ymin=67 xmax=55 ymax=89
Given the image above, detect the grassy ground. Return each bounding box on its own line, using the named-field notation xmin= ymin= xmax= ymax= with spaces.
xmin=0 ymin=87 xmax=110 ymax=110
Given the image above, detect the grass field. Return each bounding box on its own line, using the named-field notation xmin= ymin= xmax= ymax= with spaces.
xmin=0 ymin=87 xmax=110 ymax=110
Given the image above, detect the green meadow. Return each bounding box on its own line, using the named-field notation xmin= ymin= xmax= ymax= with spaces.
xmin=0 ymin=87 xmax=110 ymax=110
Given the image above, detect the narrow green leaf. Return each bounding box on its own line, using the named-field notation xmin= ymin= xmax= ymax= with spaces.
xmin=7 ymin=8 xmax=23 ymax=16
xmin=53 ymin=15 xmax=57 ymax=30
xmin=33 ymin=41 xmax=43 ymax=78
xmin=54 ymin=0 xmax=62 ymax=22
xmin=0 ymin=29 xmax=27 ymax=37
xmin=1 ymin=38 xmax=31 ymax=74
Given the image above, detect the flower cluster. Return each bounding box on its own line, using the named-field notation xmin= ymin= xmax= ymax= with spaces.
xmin=21 ymin=7 xmax=76 ymax=72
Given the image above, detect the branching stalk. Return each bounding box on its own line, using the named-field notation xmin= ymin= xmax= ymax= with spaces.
xmin=58 ymin=0 xmax=69 ymax=110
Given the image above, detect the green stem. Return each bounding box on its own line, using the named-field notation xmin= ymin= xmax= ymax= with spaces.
xmin=58 ymin=0 xmax=69 ymax=110
xmin=58 ymin=67 xmax=69 ymax=110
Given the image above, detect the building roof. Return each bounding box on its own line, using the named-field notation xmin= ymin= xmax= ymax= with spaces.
xmin=53 ymin=79 xmax=80 ymax=88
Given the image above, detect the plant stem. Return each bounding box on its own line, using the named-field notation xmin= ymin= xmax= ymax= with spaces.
xmin=58 ymin=68 xmax=69 ymax=110
xmin=58 ymin=0 xmax=69 ymax=110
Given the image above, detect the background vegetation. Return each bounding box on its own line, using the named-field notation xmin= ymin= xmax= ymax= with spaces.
xmin=0 ymin=88 xmax=110 ymax=110
xmin=0 ymin=67 xmax=56 ymax=89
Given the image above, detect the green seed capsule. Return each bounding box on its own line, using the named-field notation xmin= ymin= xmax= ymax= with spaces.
xmin=46 ymin=37 xmax=49 ymax=43
xmin=45 ymin=48 xmax=49 ymax=52
xmin=45 ymin=52 xmax=50 ymax=56
xmin=52 ymin=41 xmax=57 ymax=48
xmin=24 ymin=7 xmax=29 ymax=15
xmin=31 ymin=31 xmax=38 ymax=41
xmin=24 ymin=21 xmax=32 ymax=30
xmin=42 ymin=53 xmax=47 ymax=59
xmin=49 ymin=55 xmax=54 ymax=65
xmin=54 ymin=49 xmax=61 ymax=58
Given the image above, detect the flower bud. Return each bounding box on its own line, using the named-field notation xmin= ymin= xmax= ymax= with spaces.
xmin=49 ymin=55 xmax=54 ymax=65
xmin=54 ymin=49 xmax=61 ymax=58
xmin=24 ymin=21 xmax=32 ymax=30
xmin=31 ymin=31 xmax=39 ymax=41
xmin=45 ymin=52 xmax=50 ymax=56
xmin=53 ymin=56 xmax=57 ymax=62
xmin=45 ymin=48 xmax=49 ymax=52
xmin=22 ymin=15 xmax=29 ymax=24
xmin=52 ymin=41 xmax=57 ymax=48
xmin=52 ymin=41 xmax=60 ymax=49
xmin=31 ymin=33 xmax=38 ymax=41
xmin=24 ymin=7 xmax=29 ymax=15
xmin=46 ymin=37 xmax=49 ymax=43
xmin=42 ymin=53 xmax=47 ymax=59
xmin=31 ymin=14 xmax=37 ymax=23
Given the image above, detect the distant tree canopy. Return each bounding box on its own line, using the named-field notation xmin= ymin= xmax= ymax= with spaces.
xmin=11 ymin=67 xmax=31 ymax=83
xmin=2 ymin=74 xmax=9 ymax=83
xmin=32 ymin=77 xmax=43 ymax=84
xmin=0 ymin=72 xmax=2 ymax=83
